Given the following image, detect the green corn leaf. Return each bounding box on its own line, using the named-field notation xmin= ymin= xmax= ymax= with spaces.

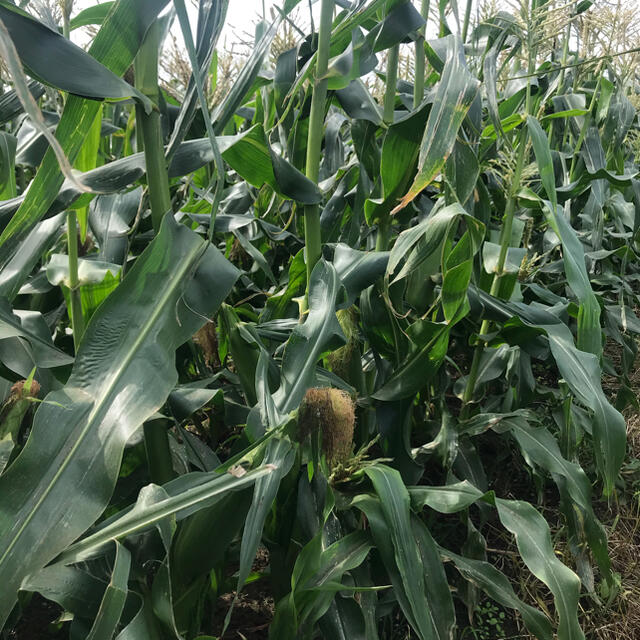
xmin=542 ymin=322 xmax=625 ymax=497
xmin=85 ymin=542 xmax=131 ymax=640
xmin=318 ymin=598 xmax=368 ymax=640
xmin=277 ymin=530 xmax=373 ymax=633
xmin=372 ymin=319 xmax=450 ymax=401
xmin=364 ymin=101 xmax=429 ymax=225
xmin=272 ymin=259 xmax=344 ymax=415
xmin=302 ymin=531 xmax=373 ymax=592
xmin=526 ymin=115 xmax=601 ymax=356
xmin=332 ymin=244 xmax=389 ymax=305
xmin=394 ymin=35 xmax=479 ymax=212
xmin=335 ymin=80 xmax=382 ymax=124
xmin=387 ymin=203 xmax=484 ymax=285
xmin=409 ymin=480 xmax=485 ymax=513
xmin=353 ymin=494 xmax=424 ymax=627
xmin=362 ymin=465 xmax=445 ymax=640
xmin=0 ymin=80 xmax=44 ymax=124
xmin=218 ymin=124 xmax=322 ymax=204
xmin=0 ymin=213 xmax=65 ymax=300
xmin=171 ymin=490 xmax=252 ymax=629
xmin=74 ymin=105 xmax=103 ymax=240
xmin=441 ymin=230 xmax=474 ymax=322
xmin=0 ymin=132 xmax=16 ymax=200
xmin=0 ymin=297 xmax=72 ymax=369
xmin=167 ymin=0 xmax=227 ymax=156
xmin=355 ymin=489 xmax=444 ymax=640
xmin=411 ymin=516 xmax=456 ymax=640
xmin=410 ymin=478 xmax=582 ymax=639
xmin=0 ymin=214 xmax=239 ymax=624
xmin=471 ymin=289 xmax=625 ymax=496
xmin=69 ymin=2 xmax=115 ymax=30
xmin=46 ymin=255 xmax=121 ymax=325
xmin=61 ymin=466 xmax=275 ymax=565
xmin=0 ymin=130 xmax=319 ymax=233
xmin=506 ymin=417 xmax=610 ymax=581
xmin=115 ymin=593 xmax=163 ymax=639
xmin=443 ymin=140 xmax=479 ymax=207
xmin=0 ymin=3 xmax=150 ymax=107
xmin=495 ymin=499 xmax=584 ymax=640
xmin=440 ymin=548 xmax=553 ymax=640
xmin=22 ymin=563 xmax=107 ymax=621
xmin=89 ymin=188 xmax=142 ymax=266
xmin=210 ymin=15 xmax=281 ymax=137
xmin=0 ymin=0 xmax=171 ymax=272
xmin=226 ymin=438 xmax=296 ymax=631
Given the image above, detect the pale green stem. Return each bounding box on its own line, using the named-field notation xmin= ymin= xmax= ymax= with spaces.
xmin=136 ymin=107 xmax=172 ymax=231
xmin=134 ymin=20 xmax=172 ymax=232
xmin=413 ymin=0 xmax=430 ymax=109
xmin=376 ymin=219 xmax=390 ymax=252
xmin=462 ymin=15 xmax=537 ymax=407
xmin=383 ymin=45 xmax=399 ymax=125
xmin=67 ymin=211 xmax=84 ymax=350
xmin=61 ymin=0 xmax=82 ymax=350
xmin=462 ymin=0 xmax=473 ymax=43
xmin=376 ymin=43 xmax=401 ymax=251
xmin=61 ymin=0 xmax=71 ymax=39
xmin=134 ymin=19 xmax=175 ymax=482
xmin=303 ymin=0 xmax=335 ymax=290
xmin=461 ymin=131 xmax=528 ymax=406
xmin=144 ymin=420 xmax=176 ymax=484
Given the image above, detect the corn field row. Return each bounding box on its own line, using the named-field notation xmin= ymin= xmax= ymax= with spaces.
xmin=0 ymin=0 xmax=638 ymax=638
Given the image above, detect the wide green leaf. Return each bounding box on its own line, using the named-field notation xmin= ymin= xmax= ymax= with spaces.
xmin=527 ymin=115 xmax=601 ymax=356
xmin=362 ymin=465 xmax=447 ymax=640
xmin=0 ymin=0 xmax=171 ymax=271
xmin=394 ymin=35 xmax=479 ymax=212
xmin=441 ymin=548 xmax=553 ymax=640
xmin=0 ymin=215 xmax=238 ymax=623
xmin=0 ymin=3 xmax=149 ymax=106
xmin=495 ymin=499 xmax=584 ymax=640
xmin=61 ymin=466 xmax=275 ymax=564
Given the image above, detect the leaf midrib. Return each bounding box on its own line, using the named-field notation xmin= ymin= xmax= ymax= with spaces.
xmin=61 ymin=466 xmax=272 ymax=562
xmin=0 ymin=232 xmax=205 ymax=570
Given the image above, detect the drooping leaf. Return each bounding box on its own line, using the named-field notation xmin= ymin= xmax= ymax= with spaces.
xmin=527 ymin=115 xmax=601 ymax=356
xmin=394 ymin=35 xmax=479 ymax=212
xmin=495 ymin=499 xmax=584 ymax=640
xmin=0 ymin=0 xmax=172 ymax=272
xmin=165 ymin=0 xmax=227 ymax=155
xmin=63 ymin=466 xmax=274 ymax=564
xmin=218 ymin=124 xmax=322 ymax=204
xmin=440 ymin=548 xmax=553 ymax=640
xmin=0 ymin=215 xmax=239 ymax=624
xmin=0 ymin=297 xmax=72 ymax=369
xmin=360 ymin=465 xmax=449 ymax=640
xmin=69 ymin=2 xmax=115 ymax=30
xmin=0 ymin=3 xmax=150 ymax=107
xmin=272 ymin=259 xmax=345 ymax=416
xmin=471 ymin=288 xmax=625 ymax=495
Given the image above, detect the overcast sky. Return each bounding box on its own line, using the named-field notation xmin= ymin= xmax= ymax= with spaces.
xmin=71 ymin=1 xmax=319 ymax=53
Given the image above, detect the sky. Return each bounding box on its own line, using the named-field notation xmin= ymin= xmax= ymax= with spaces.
xmin=71 ymin=0 xmax=319 ymax=53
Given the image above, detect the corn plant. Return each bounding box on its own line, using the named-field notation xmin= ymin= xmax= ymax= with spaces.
xmin=0 ymin=0 xmax=638 ymax=638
